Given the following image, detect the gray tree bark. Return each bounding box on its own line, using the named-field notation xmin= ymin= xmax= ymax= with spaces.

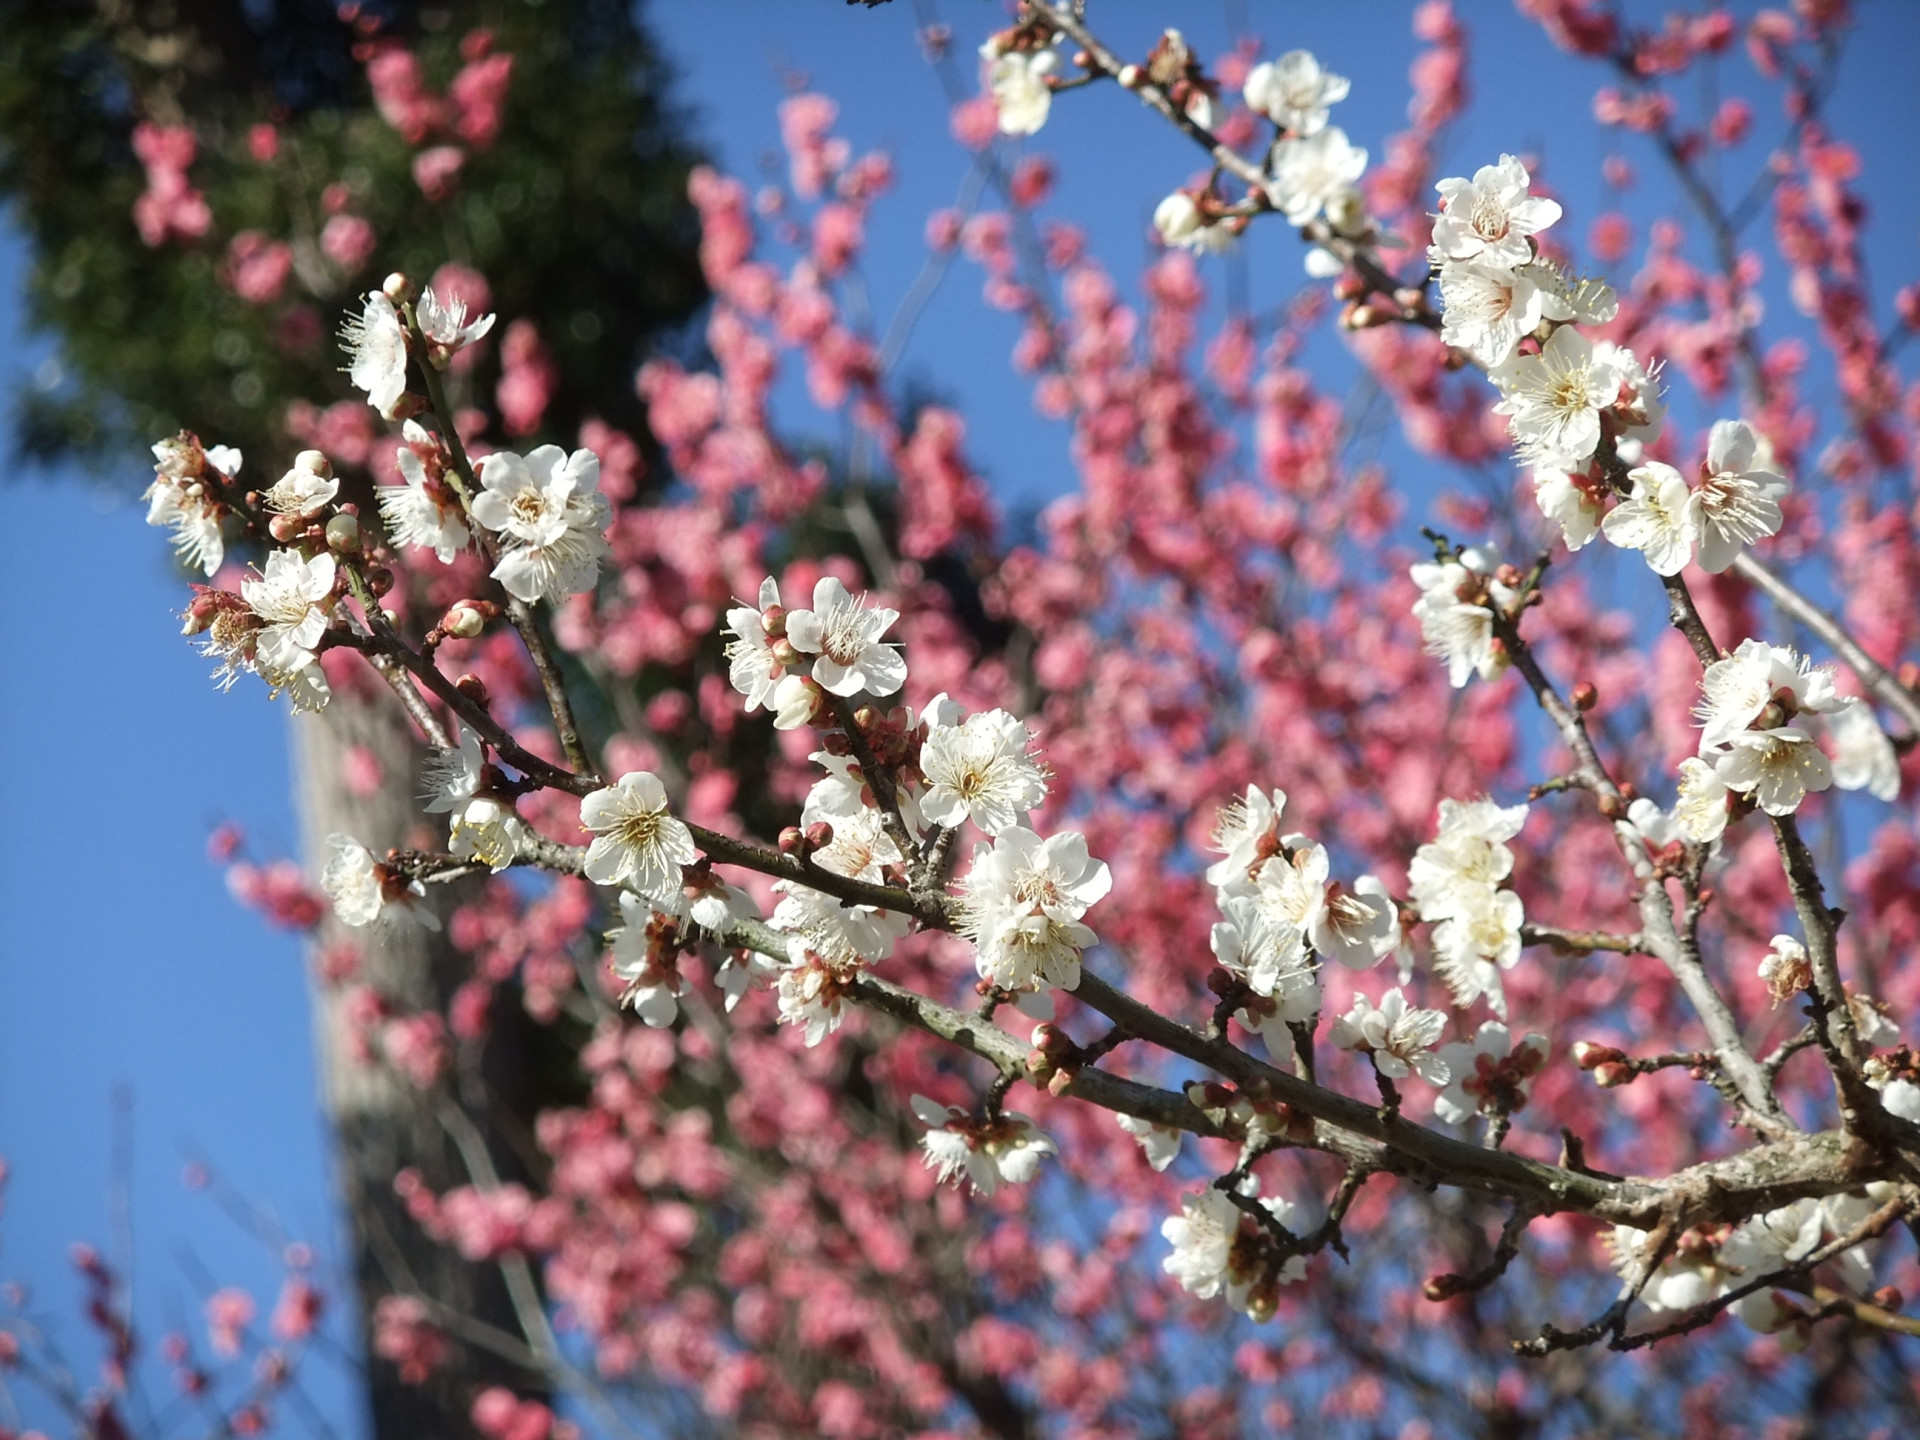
xmin=293 ymin=681 xmax=548 ymax=1440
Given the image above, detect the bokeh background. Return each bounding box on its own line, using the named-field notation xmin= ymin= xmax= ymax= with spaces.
xmin=3 ymin=1 xmax=1919 ymax=1432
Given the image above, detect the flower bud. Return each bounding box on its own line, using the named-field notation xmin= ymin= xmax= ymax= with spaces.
xmin=853 ymin=704 xmax=882 ymax=732
xmin=442 ymin=601 xmax=487 ymax=639
xmin=325 ymin=513 xmax=361 ymax=552
xmin=1573 ymin=1041 xmax=1624 ymax=1070
xmin=365 ymin=566 xmax=395 ymax=596
xmin=1117 ymin=64 xmax=1142 ymax=87
xmin=778 ymin=826 xmax=807 ymax=856
xmin=769 ymin=637 xmax=802 ymax=668
xmin=383 ymin=271 xmax=414 ymax=303
xmin=760 ymin=604 xmax=787 ymax=637
xmin=1598 ymin=792 xmax=1625 ymax=820
xmin=803 ymin=821 xmax=834 ymax=853
xmin=268 ymin=513 xmax=302 ymax=543
xmin=1594 ymin=1062 xmax=1634 ymax=1088
xmin=1572 ymin=680 xmax=1599 ymax=712
xmin=454 ymin=673 xmax=489 ymax=705
xmin=294 ymin=449 xmax=332 ymax=477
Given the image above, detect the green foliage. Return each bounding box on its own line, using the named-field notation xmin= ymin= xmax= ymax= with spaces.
xmin=0 ymin=0 xmax=705 ymax=477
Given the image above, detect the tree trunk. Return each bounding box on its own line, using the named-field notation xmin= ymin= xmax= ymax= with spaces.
xmin=293 ymin=681 xmax=548 ymax=1440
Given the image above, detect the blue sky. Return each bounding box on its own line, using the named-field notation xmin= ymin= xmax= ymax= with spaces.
xmin=2 ymin=2 xmax=1917 ymax=1434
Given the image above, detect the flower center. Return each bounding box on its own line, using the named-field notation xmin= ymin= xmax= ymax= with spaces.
xmin=1014 ymin=869 xmax=1063 ymax=910
xmin=510 ymin=490 xmax=550 ymax=526
xmin=1470 ymin=192 xmax=1509 ymax=240
xmin=614 ymin=809 xmax=663 ymax=850
xmin=1547 ymin=371 xmax=1594 ymax=416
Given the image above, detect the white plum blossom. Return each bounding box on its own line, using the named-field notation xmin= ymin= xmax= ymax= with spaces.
xmin=981 ymin=44 xmax=1056 ymax=135
xmin=957 ymin=826 xmax=1112 ymax=992
xmin=1228 ymin=833 xmax=1398 ymax=972
xmin=1608 ymin=1227 xmax=1730 ymax=1314
xmin=263 ymin=453 xmax=338 ymax=520
xmin=1868 ymin=1072 xmax=1920 ymax=1124
xmin=1408 ymin=796 xmax=1527 ymax=921
xmin=1714 ymin=727 xmax=1832 ymax=816
xmin=911 ymin=1096 xmax=1056 ymax=1196
xmin=1626 ymin=795 xmax=1687 ymax=852
xmin=1437 ymin=259 xmax=1545 ymax=368
xmin=1207 ymin=785 xmax=1287 ymax=896
xmin=579 ymin=770 xmax=698 ymax=893
xmin=1818 ymin=699 xmax=1901 ymax=801
xmin=1533 ymin=465 xmax=1604 ymax=551
xmin=1693 ymin=419 xmax=1789 ymax=572
xmin=1430 ymin=885 xmax=1526 ymax=1018
xmin=800 ymin=749 xmax=873 ymax=828
xmin=784 ymin=576 xmax=907 ymax=698
xmin=1602 ymin=341 xmax=1667 ymax=457
xmin=1267 ymin=127 xmax=1367 ymax=227
xmin=1431 ymin=155 xmax=1563 ymax=269
xmin=918 ymin=709 xmax=1048 ymax=835
xmin=1529 ymin=260 xmax=1619 ymax=326
xmin=606 ymin=891 xmax=685 ymax=1028
xmin=809 ymin=804 xmax=906 ymax=885
xmin=146 ymin=437 xmax=239 ymax=576
xmin=414 ymin=286 xmax=496 ymax=351
xmin=1694 ymin=639 xmax=1845 ymax=749
xmin=470 ymin=446 xmax=611 ymax=604
xmin=723 ymin=577 xmax=786 ymax=711
xmin=242 ymin=550 xmax=336 ymax=674
xmin=1161 ymin=1185 xmax=1308 ymax=1315
xmin=775 ymin=938 xmax=863 ymax=1046
xmin=342 ymin=292 xmax=410 ymax=418
xmin=1329 ymin=988 xmax=1450 ymax=1085
xmin=1758 ymin=934 xmax=1812 ymax=1004
xmin=1153 ymin=191 xmax=1233 ymax=254
xmin=1116 ymin=1113 xmax=1181 ymax=1172
xmin=1243 ymin=839 xmax=1328 ymax=940
xmin=1211 ymin=894 xmax=1316 ymax=1004
xmin=1602 ymin=461 xmax=1701 ymax=576
xmin=1161 ymin=1188 xmax=1241 ymax=1300
xmin=448 ymin=795 xmax=525 ymax=872
xmin=1433 ymin=1022 xmax=1549 ymax=1124
xmin=322 ymin=835 xmax=386 ymax=928
xmin=1309 ymin=875 xmax=1402 ymax=970
xmin=770 ymin=882 xmax=906 ymax=965
xmin=1491 ymin=325 xmax=1626 ymax=467
xmin=321 ymin=834 xmax=437 ymax=930
xmin=1242 ymin=50 xmax=1349 ymax=135
xmin=1718 ymin=1200 xmax=1828 ymax=1332
xmin=379 ymin=441 xmax=470 ymax=564
xmin=1673 ymin=756 xmax=1732 ymax=844
xmin=1409 ymin=551 xmax=1512 ymax=689
xmin=770 ymin=672 xmax=819 ymax=730
xmin=714 ymin=948 xmax=780 ymax=1014
xmin=682 ymin=873 xmax=760 ymax=935
xmin=422 ymin=731 xmax=485 ymax=814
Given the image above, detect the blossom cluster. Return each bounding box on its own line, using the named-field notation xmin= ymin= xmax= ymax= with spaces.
xmin=1428 ymin=155 xmax=1794 ymax=582
xmin=1674 ymin=639 xmax=1897 ymax=840
xmin=1155 ymin=48 xmax=1367 ymax=256
xmin=1410 ymin=797 xmax=1531 ymax=1018
xmin=1612 ymin=1185 xmax=1900 ymax=1343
